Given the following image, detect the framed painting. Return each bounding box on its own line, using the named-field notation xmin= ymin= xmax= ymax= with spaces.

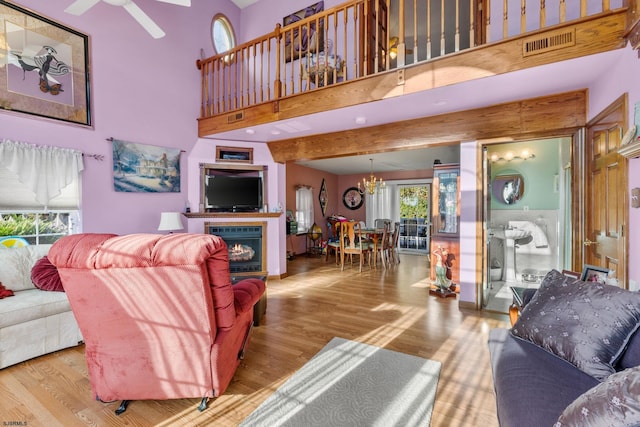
xmin=282 ymin=1 xmax=324 ymax=63
xmin=0 ymin=1 xmax=91 ymax=126
xmin=216 ymin=146 xmax=253 ymax=163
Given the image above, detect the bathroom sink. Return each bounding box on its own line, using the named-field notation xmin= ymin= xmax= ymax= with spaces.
xmin=490 ymin=229 xmax=505 ymax=239
xmin=504 ymin=229 xmax=531 ymax=240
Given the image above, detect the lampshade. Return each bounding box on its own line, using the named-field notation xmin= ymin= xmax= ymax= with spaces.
xmin=158 ymin=212 xmax=184 ymax=232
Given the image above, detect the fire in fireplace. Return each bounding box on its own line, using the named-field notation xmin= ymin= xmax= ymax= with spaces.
xmin=206 ymin=222 xmax=265 ymax=275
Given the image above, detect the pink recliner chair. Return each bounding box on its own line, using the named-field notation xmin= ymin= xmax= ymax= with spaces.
xmin=48 ymin=233 xmax=265 ymax=414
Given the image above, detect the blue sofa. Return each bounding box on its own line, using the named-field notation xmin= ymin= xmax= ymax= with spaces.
xmin=488 ymin=271 xmax=640 ymax=426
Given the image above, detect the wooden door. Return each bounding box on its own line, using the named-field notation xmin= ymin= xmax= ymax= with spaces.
xmin=363 ymin=0 xmax=388 ymax=74
xmin=583 ymin=94 xmax=628 ymax=286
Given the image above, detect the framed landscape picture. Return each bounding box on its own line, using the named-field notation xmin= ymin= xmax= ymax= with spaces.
xmin=216 ymin=146 xmax=253 ymax=163
xmin=0 ymin=1 xmax=91 ymax=126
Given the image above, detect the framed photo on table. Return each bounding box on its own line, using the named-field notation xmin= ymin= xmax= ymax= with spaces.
xmin=0 ymin=1 xmax=91 ymax=126
xmin=580 ymin=265 xmax=610 ymax=283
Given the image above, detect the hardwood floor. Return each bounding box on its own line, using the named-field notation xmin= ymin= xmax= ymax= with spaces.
xmin=0 ymin=253 xmax=509 ymax=426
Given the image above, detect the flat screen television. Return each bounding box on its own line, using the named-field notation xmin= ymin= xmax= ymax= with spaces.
xmin=205 ymin=175 xmax=263 ymax=212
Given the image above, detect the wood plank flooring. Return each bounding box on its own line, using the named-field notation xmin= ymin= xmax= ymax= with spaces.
xmin=0 ymin=253 xmax=509 ymax=426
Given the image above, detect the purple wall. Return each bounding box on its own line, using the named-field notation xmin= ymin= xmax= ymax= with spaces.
xmin=588 ymin=44 xmax=640 ymax=289
xmin=1 ymin=0 xmax=239 ymax=235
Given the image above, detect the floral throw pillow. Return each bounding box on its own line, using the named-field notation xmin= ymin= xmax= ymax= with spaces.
xmin=555 ymin=366 xmax=640 ymax=426
xmin=511 ymin=269 xmax=640 ymax=380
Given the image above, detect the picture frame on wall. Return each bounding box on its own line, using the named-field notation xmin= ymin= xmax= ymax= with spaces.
xmin=216 ymin=146 xmax=253 ymax=163
xmin=282 ymin=1 xmax=324 ymax=63
xmin=0 ymin=1 xmax=92 ymax=126
xmin=319 ymin=178 xmax=328 ymax=216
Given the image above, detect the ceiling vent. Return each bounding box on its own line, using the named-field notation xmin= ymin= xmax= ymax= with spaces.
xmin=522 ymin=28 xmax=575 ymax=57
xmin=227 ymin=111 xmax=244 ymax=123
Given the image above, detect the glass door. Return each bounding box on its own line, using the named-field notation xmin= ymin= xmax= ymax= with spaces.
xmin=398 ymin=184 xmax=430 ymax=254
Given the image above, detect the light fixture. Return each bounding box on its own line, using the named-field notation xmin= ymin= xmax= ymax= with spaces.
xmin=358 ymin=158 xmax=385 ymax=195
xmin=489 ymin=149 xmax=535 ymax=163
xmin=158 ymin=212 xmax=184 ymax=233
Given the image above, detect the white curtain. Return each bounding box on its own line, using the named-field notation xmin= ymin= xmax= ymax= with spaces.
xmin=295 ymin=186 xmax=314 ymax=232
xmin=0 ymin=140 xmax=83 ymax=208
xmin=365 ymin=185 xmax=394 ymax=227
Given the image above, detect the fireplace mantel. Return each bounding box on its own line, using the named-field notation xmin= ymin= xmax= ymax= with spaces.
xmin=184 ymin=212 xmax=282 ymax=219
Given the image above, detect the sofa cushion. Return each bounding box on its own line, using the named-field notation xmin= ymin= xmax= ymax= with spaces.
xmin=31 ymin=256 xmax=64 ymax=292
xmin=556 ymin=365 xmax=640 ymax=426
xmin=512 ymin=269 xmax=640 ymax=380
xmin=0 ymin=288 xmax=72 ymax=329
xmin=0 ymin=245 xmax=52 ymax=291
xmin=617 ymin=329 xmax=640 ymax=371
xmin=489 ymin=328 xmax=599 ymax=427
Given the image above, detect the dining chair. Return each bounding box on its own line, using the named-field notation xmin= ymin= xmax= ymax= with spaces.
xmin=371 ymin=222 xmax=390 ymax=269
xmin=388 ymin=221 xmax=401 ymax=265
xmin=340 ymin=221 xmax=371 ymax=272
xmin=325 ymin=219 xmax=341 ymax=264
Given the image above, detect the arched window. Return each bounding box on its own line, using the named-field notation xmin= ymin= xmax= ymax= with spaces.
xmin=211 ymin=14 xmax=236 ymax=62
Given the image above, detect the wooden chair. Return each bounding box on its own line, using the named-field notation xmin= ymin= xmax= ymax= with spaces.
xmin=371 ymin=222 xmax=390 ymax=269
xmin=388 ymin=221 xmax=401 ymax=265
xmin=340 ymin=221 xmax=371 ymax=272
xmin=325 ymin=219 xmax=341 ymax=264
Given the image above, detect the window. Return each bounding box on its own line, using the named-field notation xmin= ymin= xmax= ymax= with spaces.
xmin=211 ymin=14 xmax=236 ymax=62
xmin=0 ymin=140 xmax=82 ymax=246
xmin=295 ymin=186 xmax=314 ymax=233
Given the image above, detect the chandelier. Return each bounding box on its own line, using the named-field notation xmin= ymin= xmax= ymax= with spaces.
xmin=358 ymin=158 xmax=385 ymax=195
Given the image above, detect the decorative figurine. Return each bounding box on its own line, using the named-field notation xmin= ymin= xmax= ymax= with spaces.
xmin=431 ymin=246 xmax=456 ymax=298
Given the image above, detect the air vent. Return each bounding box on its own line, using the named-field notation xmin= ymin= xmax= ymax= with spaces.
xmin=227 ymin=111 xmax=244 ymax=123
xmin=522 ymin=28 xmax=575 ymax=57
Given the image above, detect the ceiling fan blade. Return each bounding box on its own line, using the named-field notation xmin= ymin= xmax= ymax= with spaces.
xmin=65 ymin=0 xmax=101 ymax=15
xmin=123 ymin=1 xmax=165 ymax=39
xmin=155 ymin=0 xmax=191 ymax=6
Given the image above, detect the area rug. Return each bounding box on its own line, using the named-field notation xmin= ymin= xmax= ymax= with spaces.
xmin=240 ymin=337 xmax=441 ymax=427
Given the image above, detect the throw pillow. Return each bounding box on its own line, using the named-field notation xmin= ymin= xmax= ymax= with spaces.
xmin=31 ymin=256 xmax=64 ymax=292
xmin=511 ymin=269 xmax=640 ymax=380
xmin=555 ymin=366 xmax=640 ymax=427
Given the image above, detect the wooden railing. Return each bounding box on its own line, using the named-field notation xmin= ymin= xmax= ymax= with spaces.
xmin=196 ymin=0 xmax=622 ymax=119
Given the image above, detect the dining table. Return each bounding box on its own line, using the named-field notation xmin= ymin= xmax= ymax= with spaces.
xmin=361 ymin=228 xmax=385 ymax=269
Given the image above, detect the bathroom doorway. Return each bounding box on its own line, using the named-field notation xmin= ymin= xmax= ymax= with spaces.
xmin=482 ymin=137 xmax=572 ymax=313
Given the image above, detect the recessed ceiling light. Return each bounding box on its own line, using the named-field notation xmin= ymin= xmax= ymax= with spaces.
xmin=245 ymin=129 xmax=255 ymax=134
xmin=434 ymin=99 xmax=448 ymax=106
xmin=270 ymin=130 xmax=281 ymax=135
xmin=355 ymin=116 xmax=367 ymax=125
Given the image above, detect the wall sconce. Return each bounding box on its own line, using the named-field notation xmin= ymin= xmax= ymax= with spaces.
xmin=158 ymin=212 xmax=184 ymax=233
xmin=490 ymin=149 xmax=535 ymax=163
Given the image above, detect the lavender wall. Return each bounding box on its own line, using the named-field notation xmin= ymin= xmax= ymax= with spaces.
xmin=0 ymin=0 xmax=238 ymax=234
xmin=587 ymin=43 xmax=640 ymax=289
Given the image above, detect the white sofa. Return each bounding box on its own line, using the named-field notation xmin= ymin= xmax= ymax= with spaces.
xmin=0 ymin=244 xmax=83 ymax=369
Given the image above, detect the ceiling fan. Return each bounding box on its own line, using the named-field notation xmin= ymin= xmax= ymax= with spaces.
xmin=64 ymin=0 xmax=191 ymax=39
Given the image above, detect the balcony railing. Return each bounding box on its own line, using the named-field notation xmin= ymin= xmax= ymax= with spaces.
xmin=196 ymin=0 xmax=623 ymax=120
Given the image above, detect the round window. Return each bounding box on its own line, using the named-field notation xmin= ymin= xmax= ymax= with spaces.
xmin=211 ymin=14 xmax=236 ymax=58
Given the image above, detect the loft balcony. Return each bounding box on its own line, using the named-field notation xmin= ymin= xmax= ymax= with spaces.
xmin=197 ymin=0 xmax=636 ymax=142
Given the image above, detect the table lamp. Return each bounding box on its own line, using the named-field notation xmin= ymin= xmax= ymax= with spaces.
xmin=158 ymin=212 xmax=184 ymax=233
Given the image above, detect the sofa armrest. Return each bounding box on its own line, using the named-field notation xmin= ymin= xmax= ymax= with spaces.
xmin=233 ymin=278 xmax=266 ymax=315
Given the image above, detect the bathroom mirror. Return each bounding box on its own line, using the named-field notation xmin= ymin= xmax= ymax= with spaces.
xmin=492 ymin=174 xmax=525 ymax=205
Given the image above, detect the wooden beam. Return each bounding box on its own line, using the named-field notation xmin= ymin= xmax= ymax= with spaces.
xmin=267 ymin=90 xmax=587 ymax=163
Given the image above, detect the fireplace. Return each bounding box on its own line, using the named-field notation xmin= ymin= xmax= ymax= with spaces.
xmin=205 ymin=222 xmax=266 ymax=277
